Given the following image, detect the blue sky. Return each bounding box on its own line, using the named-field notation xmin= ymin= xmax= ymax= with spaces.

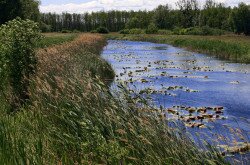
xmin=40 ymin=0 xmax=250 ymax=13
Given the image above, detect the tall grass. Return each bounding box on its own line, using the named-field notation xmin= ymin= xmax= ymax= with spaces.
xmin=108 ymin=34 xmax=250 ymax=63
xmin=0 ymin=34 xmax=227 ymax=164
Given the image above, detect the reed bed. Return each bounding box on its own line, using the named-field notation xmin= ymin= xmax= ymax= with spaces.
xmin=0 ymin=34 xmax=227 ymax=164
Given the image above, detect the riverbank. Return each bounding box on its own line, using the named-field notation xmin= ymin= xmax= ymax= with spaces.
xmin=107 ymin=34 xmax=250 ymax=63
xmin=0 ymin=34 xmax=227 ymax=164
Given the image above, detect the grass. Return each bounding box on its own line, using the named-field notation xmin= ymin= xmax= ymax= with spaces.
xmin=107 ymin=34 xmax=250 ymax=63
xmin=37 ymin=33 xmax=78 ymax=48
xmin=0 ymin=34 xmax=228 ymax=164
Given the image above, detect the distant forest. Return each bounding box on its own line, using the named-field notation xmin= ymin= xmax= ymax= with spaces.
xmin=0 ymin=0 xmax=249 ymax=35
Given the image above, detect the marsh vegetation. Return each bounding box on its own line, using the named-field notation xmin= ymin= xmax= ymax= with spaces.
xmin=0 ymin=0 xmax=250 ymax=164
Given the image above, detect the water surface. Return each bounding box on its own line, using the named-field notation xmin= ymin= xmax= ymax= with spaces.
xmin=102 ymin=40 xmax=250 ymax=163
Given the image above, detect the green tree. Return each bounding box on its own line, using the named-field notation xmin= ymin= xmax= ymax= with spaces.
xmin=125 ymin=17 xmax=141 ymax=29
xmin=200 ymin=1 xmax=231 ymax=30
xmin=146 ymin=23 xmax=158 ymax=34
xmin=153 ymin=4 xmax=173 ymax=29
xmin=176 ymin=0 xmax=199 ymax=28
xmin=231 ymin=3 xmax=250 ymax=35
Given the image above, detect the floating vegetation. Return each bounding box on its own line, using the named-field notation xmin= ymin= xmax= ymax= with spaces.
xmin=164 ymin=105 xmax=227 ymax=128
xmin=219 ymin=142 xmax=250 ymax=155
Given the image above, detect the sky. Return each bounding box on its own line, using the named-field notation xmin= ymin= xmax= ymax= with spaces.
xmin=40 ymin=0 xmax=250 ymax=13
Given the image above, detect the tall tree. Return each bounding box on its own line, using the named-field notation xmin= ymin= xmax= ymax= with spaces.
xmin=231 ymin=3 xmax=250 ymax=35
xmin=200 ymin=0 xmax=231 ymax=30
xmin=176 ymin=0 xmax=199 ymax=28
xmin=153 ymin=4 xmax=173 ymax=29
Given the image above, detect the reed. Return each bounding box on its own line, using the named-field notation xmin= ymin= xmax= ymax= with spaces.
xmin=0 ymin=34 xmax=227 ymax=164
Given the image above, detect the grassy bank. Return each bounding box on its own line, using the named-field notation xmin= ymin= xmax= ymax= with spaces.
xmin=108 ymin=34 xmax=250 ymax=63
xmin=37 ymin=33 xmax=78 ymax=48
xmin=0 ymin=34 xmax=227 ymax=164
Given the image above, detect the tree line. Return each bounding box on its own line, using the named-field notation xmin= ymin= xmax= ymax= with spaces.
xmin=0 ymin=0 xmax=249 ymax=35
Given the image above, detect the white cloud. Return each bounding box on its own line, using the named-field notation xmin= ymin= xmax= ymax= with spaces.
xmin=40 ymin=0 xmax=250 ymax=13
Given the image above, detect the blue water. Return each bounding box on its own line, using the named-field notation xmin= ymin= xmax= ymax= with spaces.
xmin=102 ymin=40 xmax=250 ymax=164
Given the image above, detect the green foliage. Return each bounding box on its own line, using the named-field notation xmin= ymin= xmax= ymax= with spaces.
xmin=129 ymin=28 xmax=145 ymax=34
xmin=40 ymin=1 xmax=249 ymax=36
xmin=172 ymin=26 xmax=225 ymax=35
xmin=176 ymin=0 xmax=199 ymax=28
xmin=231 ymin=3 xmax=250 ymax=35
xmin=125 ymin=17 xmax=141 ymax=29
xmin=61 ymin=29 xmax=72 ymax=33
xmin=119 ymin=29 xmax=145 ymax=34
xmin=37 ymin=33 xmax=77 ymax=48
xmin=119 ymin=29 xmax=130 ymax=34
xmin=157 ymin=29 xmax=173 ymax=35
xmin=145 ymin=23 xmax=158 ymax=34
xmin=39 ymin=22 xmax=51 ymax=32
xmin=90 ymin=30 xmax=98 ymax=33
xmin=72 ymin=29 xmax=81 ymax=33
xmin=0 ymin=0 xmax=40 ymax=25
xmin=0 ymin=18 xmax=41 ymax=111
xmin=200 ymin=1 xmax=232 ymax=30
xmin=96 ymin=27 xmax=109 ymax=34
xmin=153 ymin=4 xmax=174 ymax=29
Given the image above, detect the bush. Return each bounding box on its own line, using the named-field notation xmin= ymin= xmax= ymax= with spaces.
xmin=129 ymin=28 xmax=145 ymax=34
xmin=0 ymin=18 xmax=41 ymax=111
xmin=172 ymin=26 xmax=225 ymax=36
xmin=172 ymin=27 xmax=182 ymax=35
xmin=157 ymin=30 xmax=172 ymax=35
xmin=61 ymin=29 xmax=72 ymax=33
xmin=119 ymin=29 xmax=130 ymax=34
xmin=73 ymin=29 xmax=81 ymax=33
xmin=40 ymin=22 xmax=51 ymax=32
xmin=96 ymin=27 xmax=109 ymax=34
xmin=146 ymin=23 xmax=158 ymax=34
xmin=90 ymin=30 xmax=98 ymax=33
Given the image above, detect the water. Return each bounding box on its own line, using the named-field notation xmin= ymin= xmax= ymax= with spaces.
xmin=101 ymin=40 xmax=250 ymax=164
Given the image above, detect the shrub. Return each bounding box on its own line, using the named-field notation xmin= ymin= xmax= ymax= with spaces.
xmin=40 ymin=22 xmax=51 ymax=32
xmin=96 ymin=27 xmax=109 ymax=34
xmin=172 ymin=27 xmax=182 ymax=35
xmin=172 ymin=26 xmax=225 ymax=36
xmin=90 ymin=30 xmax=98 ymax=33
xmin=61 ymin=29 xmax=72 ymax=33
xmin=73 ymin=29 xmax=81 ymax=33
xmin=0 ymin=18 xmax=41 ymax=111
xmin=146 ymin=23 xmax=158 ymax=34
xmin=119 ymin=29 xmax=130 ymax=34
xmin=129 ymin=28 xmax=145 ymax=34
xmin=157 ymin=30 xmax=172 ymax=35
